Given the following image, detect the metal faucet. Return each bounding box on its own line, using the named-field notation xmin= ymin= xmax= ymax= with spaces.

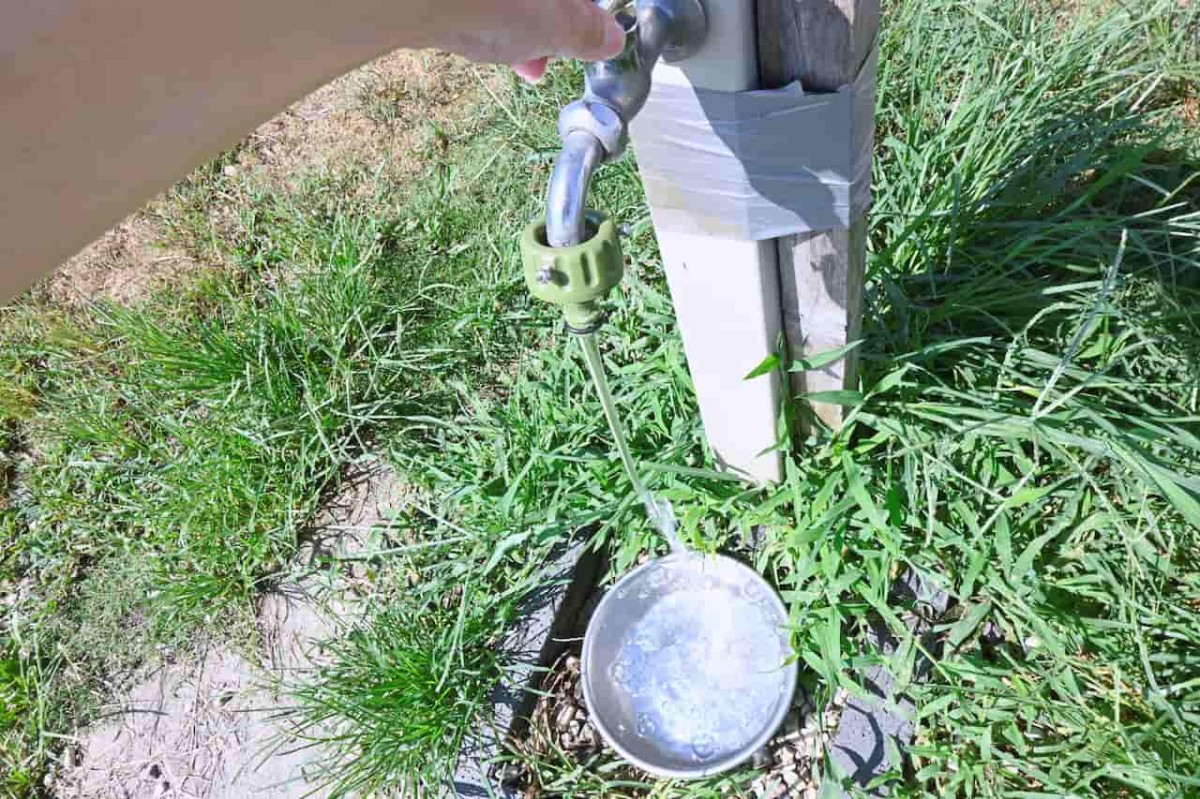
xmin=545 ymin=0 xmax=707 ymax=247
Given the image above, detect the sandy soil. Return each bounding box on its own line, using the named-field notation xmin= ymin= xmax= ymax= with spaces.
xmin=48 ymin=49 xmax=494 ymax=310
xmin=53 ymin=465 xmax=408 ymax=799
xmin=235 ymin=49 xmax=488 ymax=186
xmin=47 ymin=218 xmax=206 ymax=309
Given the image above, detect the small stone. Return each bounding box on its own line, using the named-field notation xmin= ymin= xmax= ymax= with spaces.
xmin=499 ymin=764 xmax=524 ymax=790
xmin=756 ymin=776 xmax=787 ymax=799
xmin=567 ymin=719 xmax=583 ymax=738
xmin=564 ymin=654 xmax=580 ymax=671
xmin=804 ymin=786 xmax=818 ymax=799
xmin=441 ymin=584 xmax=463 ymax=609
xmin=555 ymin=704 xmax=577 ymax=732
xmin=222 ymin=165 xmax=238 ymax=176
xmin=782 ymin=769 xmax=800 ymax=787
xmin=981 ymin=620 xmax=1004 ymax=645
xmin=776 ymin=747 xmax=795 ymax=766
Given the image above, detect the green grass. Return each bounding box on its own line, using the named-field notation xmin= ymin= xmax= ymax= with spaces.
xmin=377 ymin=0 xmax=1200 ymax=794
xmin=2 ymin=0 xmax=1199 ymax=795
xmin=0 ymin=120 xmax=526 ymax=790
xmin=285 ymin=603 xmax=504 ymax=796
xmin=0 ymin=638 xmax=55 ymax=798
xmin=853 ymin=2 xmax=1200 ymax=792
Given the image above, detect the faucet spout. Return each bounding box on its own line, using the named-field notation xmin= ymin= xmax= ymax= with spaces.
xmin=546 ymin=131 xmax=605 ymax=248
xmin=544 ymin=0 xmax=706 ymax=249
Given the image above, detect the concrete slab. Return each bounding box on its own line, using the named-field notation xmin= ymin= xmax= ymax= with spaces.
xmin=450 ymin=539 xmax=603 ymax=797
xmin=828 ymin=568 xmax=951 ymax=796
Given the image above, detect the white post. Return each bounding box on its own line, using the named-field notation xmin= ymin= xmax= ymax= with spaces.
xmin=630 ymin=0 xmax=784 ymax=484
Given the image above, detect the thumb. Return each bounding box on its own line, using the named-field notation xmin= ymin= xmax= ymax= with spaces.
xmin=553 ymin=0 xmax=626 ymax=62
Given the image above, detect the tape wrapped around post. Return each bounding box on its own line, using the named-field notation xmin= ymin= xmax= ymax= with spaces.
xmin=629 ymin=44 xmax=877 ymax=241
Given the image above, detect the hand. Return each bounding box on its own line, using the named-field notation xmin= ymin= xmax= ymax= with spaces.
xmin=2 ymin=0 xmax=626 ymax=296
xmin=409 ymin=0 xmax=626 ymax=81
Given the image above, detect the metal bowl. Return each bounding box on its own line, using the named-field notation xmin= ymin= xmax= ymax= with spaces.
xmin=581 ymin=552 xmax=796 ymax=778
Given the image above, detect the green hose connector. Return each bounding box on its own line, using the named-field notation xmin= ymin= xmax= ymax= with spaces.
xmin=521 ymin=211 xmax=624 ymax=334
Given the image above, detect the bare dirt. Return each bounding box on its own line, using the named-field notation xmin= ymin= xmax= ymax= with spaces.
xmin=47 ymin=49 xmax=496 ymax=309
xmin=235 ymin=49 xmax=494 ymax=186
xmin=1182 ymin=92 xmax=1199 ymax=128
xmin=51 ymin=465 xmax=409 ymax=799
xmin=50 ymin=645 xmax=322 ymax=799
xmin=46 ymin=216 xmax=205 ymax=310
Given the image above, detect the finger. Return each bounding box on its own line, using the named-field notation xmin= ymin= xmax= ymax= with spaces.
xmin=554 ymin=0 xmax=625 ymax=62
xmin=512 ymin=58 xmax=548 ymax=83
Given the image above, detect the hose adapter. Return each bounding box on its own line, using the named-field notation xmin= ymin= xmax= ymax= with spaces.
xmin=521 ymin=211 xmax=623 ymax=334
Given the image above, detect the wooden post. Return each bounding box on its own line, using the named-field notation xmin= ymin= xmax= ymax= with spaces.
xmin=757 ymin=0 xmax=879 ymax=429
xmin=629 ymin=0 xmax=878 ymax=480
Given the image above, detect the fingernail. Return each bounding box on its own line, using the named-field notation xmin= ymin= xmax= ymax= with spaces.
xmin=513 ymin=59 xmax=548 ymax=84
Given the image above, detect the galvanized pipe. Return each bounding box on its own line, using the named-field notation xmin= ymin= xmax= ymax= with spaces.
xmin=545 ymin=131 xmax=605 ymax=247
xmin=544 ymin=0 xmax=704 ymax=248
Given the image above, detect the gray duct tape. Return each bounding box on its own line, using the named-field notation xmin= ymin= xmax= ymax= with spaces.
xmin=629 ymin=45 xmax=877 ymax=240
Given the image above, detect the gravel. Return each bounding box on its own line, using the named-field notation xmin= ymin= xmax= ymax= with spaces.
xmin=748 ymin=686 xmax=846 ymax=799
xmin=515 ymin=652 xmax=848 ymax=798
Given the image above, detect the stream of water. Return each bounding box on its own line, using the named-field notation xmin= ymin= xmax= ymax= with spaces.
xmin=577 ymin=332 xmax=684 ymax=554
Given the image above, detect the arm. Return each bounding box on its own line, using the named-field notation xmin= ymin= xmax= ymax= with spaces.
xmin=1 ymin=0 xmax=622 ymax=300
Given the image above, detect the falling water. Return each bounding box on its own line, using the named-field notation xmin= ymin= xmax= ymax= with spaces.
xmin=577 ymin=332 xmax=684 ymax=553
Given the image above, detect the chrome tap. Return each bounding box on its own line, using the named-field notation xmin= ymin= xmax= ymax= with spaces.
xmin=545 ymin=0 xmax=707 ymax=247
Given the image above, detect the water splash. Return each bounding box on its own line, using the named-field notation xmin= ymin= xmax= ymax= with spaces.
xmin=578 ymin=332 xmax=684 ymax=553
xmin=691 ymin=732 xmax=717 ymax=761
xmin=613 ymin=582 xmax=792 ymax=764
